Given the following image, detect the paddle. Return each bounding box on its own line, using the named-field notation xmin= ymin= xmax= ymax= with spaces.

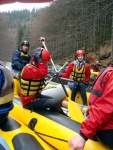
xmin=45 ymin=61 xmax=68 ymax=85
xmin=39 ymin=37 xmax=84 ymax=123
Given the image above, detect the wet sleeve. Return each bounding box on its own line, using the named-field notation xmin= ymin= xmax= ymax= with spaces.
xmin=60 ymin=62 xmax=74 ymax=78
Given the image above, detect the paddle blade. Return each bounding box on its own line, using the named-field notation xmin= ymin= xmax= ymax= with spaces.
xmin=68 ymin=99 xmax=85 ymax=123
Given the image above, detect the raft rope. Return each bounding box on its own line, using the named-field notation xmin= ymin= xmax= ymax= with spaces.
xmin=35 ymin=131 xmax=68 ymax=149
xmin=36 ymin=133 xmax=59 ymax=150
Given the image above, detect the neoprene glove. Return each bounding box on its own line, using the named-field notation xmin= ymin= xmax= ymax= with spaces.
xmin=33 ymin=48 xmax=43 ymax=62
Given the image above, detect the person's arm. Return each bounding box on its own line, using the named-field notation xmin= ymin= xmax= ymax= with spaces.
xmin=60 ymin=62 xmax=74 ymax=78
xmin=21 ymin=62 xmax=48 ymax=79
xmin=80 ymin=71 xmax=113 ymax=138
xmin=12 ymin=50 xmax=25 ymax=70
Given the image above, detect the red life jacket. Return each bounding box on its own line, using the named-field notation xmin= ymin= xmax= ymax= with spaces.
xmin=89 ymin=67 xmax=113 ymax=105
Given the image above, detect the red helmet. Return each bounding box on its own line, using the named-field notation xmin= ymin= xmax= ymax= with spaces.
xmin=42 ymin=49 xmax=50 ymax=62
xmin=75 ymin=50 xmax=85 ymax=57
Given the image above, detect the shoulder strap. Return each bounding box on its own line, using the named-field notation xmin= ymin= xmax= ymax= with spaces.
xmin=93 ymin=68 xmax=113 ymax=87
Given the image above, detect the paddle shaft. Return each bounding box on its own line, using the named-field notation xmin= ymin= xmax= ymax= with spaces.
xmin=41 ymin=41 xmax=69 ymax=97
xmin=61 ymin=77 xmax=92 ymax=87
xmin=46 ymin=61 xmax=68 ymax=84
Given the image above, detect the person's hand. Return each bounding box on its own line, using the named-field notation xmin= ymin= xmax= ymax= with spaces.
xmin=39 ymin=37 xmax=45 ymax=43
xmin=33 ymin=48 xmax=43 ymax=62
xmin=81 ymin=106 xmax=90 ymax=115
xmin=53 ymin=72 xmax=61 ymax=78
xmin=68 ymin=134 xmax=86 ymax=150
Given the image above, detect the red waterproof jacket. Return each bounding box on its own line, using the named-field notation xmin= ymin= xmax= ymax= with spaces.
xmin=61 ymin=61 xmax=91 ymax=82
xmin=20 ymin=61 xmax=48 ymax=106
xmin=80 ymin=67 xmax=113 ymax=139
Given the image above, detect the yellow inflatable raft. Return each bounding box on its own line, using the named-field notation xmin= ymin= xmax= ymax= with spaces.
xmin=10 ymin=98 xmax=109 ymax=150
xmin=91 ymin=69 xmax=99 ymax=76
xmin=14 ymin=78 xmax=21 ymax=98
xmin=0 ymin=114 xmax=51 ymax=150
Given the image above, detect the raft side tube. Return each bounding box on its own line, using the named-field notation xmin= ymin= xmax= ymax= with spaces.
xmin=13 ymin=98 xmax=98 ymax=141
xmin=0 ymin=135 xmax=10 ymax=150
xmin=0 ymin=115 xmax=51 ymax=150
xmin=12 ymin=133 xmax=45 ymax=150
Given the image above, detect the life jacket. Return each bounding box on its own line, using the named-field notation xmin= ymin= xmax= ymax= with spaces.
xmin=20 ymin=64 xmax=45 ymax=96
xmin=19 ymin=50 xmax=30 ymax=64
xmin=0 ymin=65 xmax=14 ymax=114
xmin=89 ymin=67 xmax=113 ymax=104
xmin=69 ymin=63 xmax=85 ymax=81
xmin=11 ymin=49 xmax=30 ymax=79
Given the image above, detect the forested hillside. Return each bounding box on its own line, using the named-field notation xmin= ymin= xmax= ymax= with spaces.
xmin=0 ymin=0 xmax=113 ymax=64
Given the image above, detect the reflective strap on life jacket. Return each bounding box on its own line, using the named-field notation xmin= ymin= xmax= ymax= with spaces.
xmin=21 ymin=77 xmax=44 ymax=96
